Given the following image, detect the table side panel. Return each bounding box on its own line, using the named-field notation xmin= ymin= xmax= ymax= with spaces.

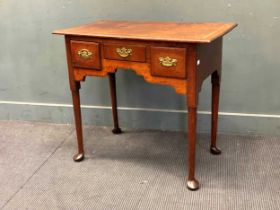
xmin=196 ymin=38 xmax=223 ymax=90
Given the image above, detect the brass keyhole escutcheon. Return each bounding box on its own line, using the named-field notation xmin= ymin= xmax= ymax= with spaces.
xmin=116 ymin=47 xmax=132 ymax=58
xmin=77 ymin=49 xmax=93 ymax=59
xmin=159 ymin=56 xmax=177 ymax=67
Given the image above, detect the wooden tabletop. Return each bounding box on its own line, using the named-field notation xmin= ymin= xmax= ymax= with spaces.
xmin=53 ymin=20 xmax=237 ymax=43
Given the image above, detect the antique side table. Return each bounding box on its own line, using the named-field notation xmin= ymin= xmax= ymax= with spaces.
xmin=53 ymin=20 xmax=237 ymax=190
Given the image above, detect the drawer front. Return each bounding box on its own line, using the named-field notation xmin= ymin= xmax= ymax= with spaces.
xmin=70 ymin=40 xmax=101 ymax=69
xmin=103 ymin=43 xmax=146 ymax=62
xmin=150 ymin=47 xmax=186 ymax=79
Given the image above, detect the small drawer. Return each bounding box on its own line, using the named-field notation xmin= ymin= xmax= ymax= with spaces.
xmin=150 ymin=46 xmax=186 ymax=79
xmin=103 ymin=43 xmax=146 ymax=62
xmin=70 ymin=40 xmax=101 ymax=70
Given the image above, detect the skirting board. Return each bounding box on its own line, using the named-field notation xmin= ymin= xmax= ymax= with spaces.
xmin=1 ymin=101 xmax=280 ymax=135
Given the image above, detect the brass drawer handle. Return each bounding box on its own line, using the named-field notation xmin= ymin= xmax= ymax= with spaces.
xmin=77 ymin=49 xmax=93 ymax=59
xmin=159 ymin=56 xmax=177 ymax=67
xmin=116 ymin=47 xmax=132 ymax=58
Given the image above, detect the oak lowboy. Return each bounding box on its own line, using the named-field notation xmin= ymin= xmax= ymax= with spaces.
xmin=53 ymin=20 xmax=237 ymax=190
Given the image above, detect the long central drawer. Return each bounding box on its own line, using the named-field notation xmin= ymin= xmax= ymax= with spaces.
xmin=103 ymin=43 xmax=146 ymax=62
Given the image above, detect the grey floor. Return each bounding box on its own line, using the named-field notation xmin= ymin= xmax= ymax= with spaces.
xmin=0 ymin=121 xmax=279 ymax=210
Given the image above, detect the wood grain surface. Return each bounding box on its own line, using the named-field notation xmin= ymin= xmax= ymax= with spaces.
xmin=53 ymin=20 xmax=237 ymax=43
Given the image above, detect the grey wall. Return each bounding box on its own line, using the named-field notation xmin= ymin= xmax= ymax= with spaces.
xmin=1 ymin=0 xmax=280 ymax=135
